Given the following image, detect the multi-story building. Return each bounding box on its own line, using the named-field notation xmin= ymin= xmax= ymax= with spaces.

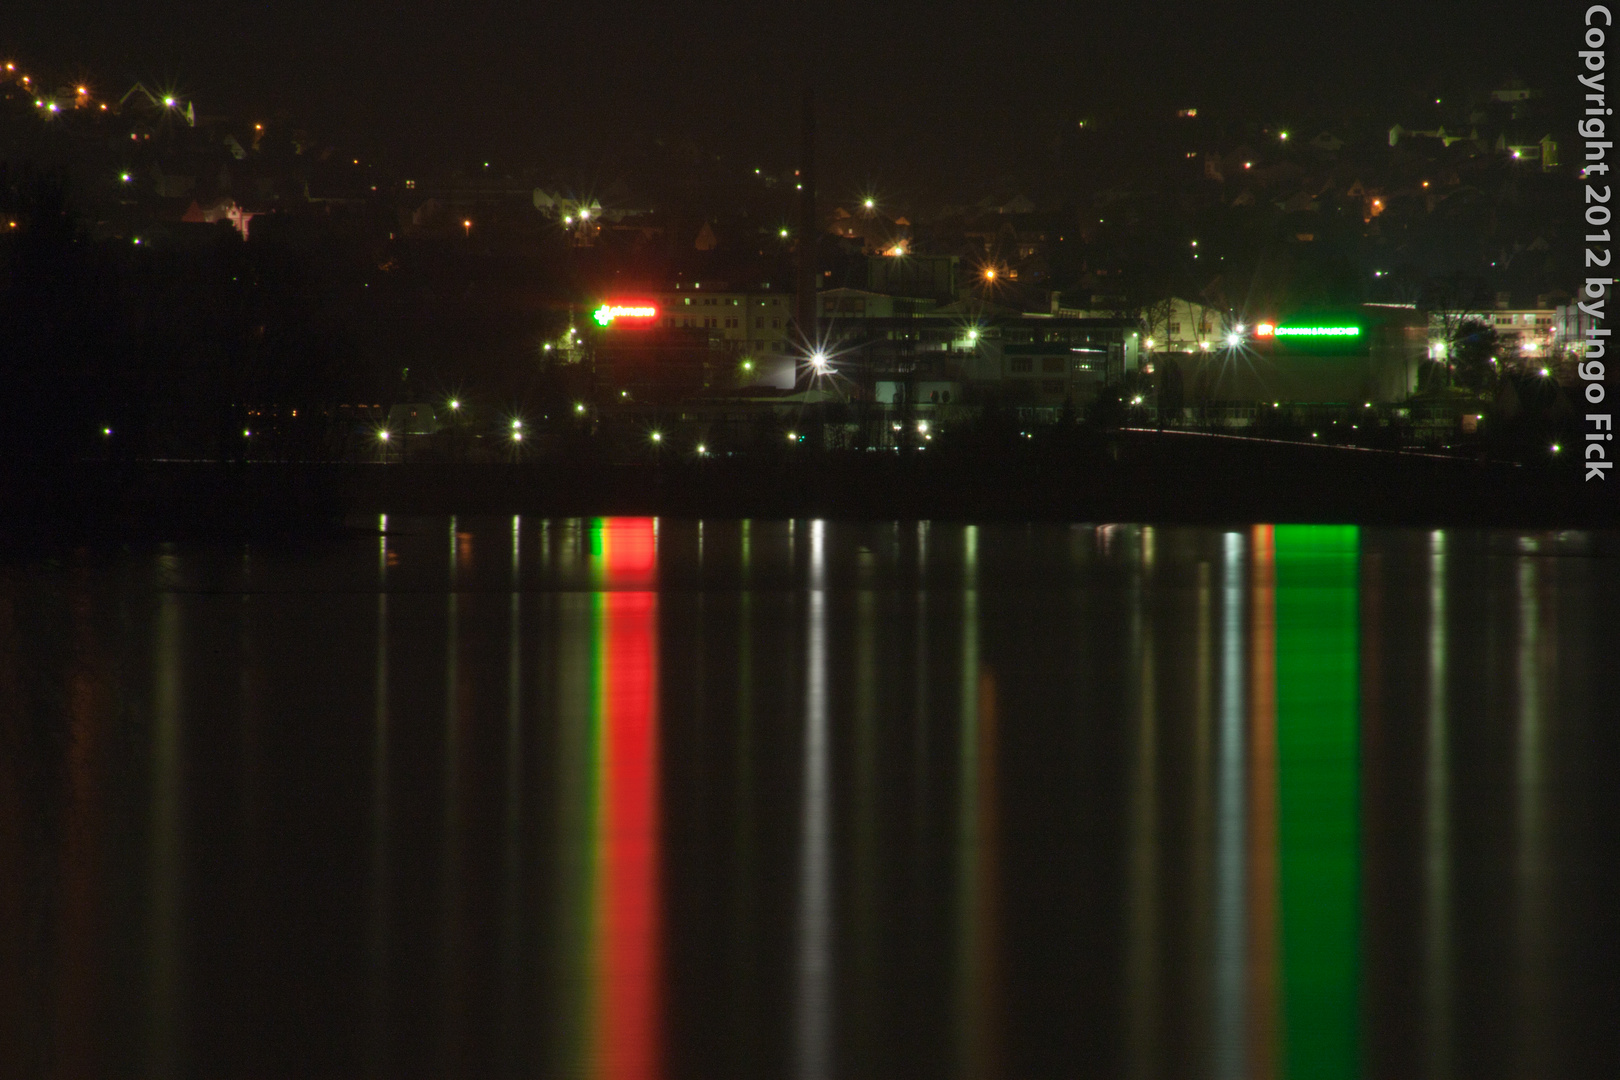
xmin=657 ymin=288 xmax=796 ymax=357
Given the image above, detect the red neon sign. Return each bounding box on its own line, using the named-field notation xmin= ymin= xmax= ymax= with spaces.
xmin=594 ymin=302 xmax=660 ymax=327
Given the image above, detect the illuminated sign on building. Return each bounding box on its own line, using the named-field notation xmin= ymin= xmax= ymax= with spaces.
xmin=1272 ymin=325 xmax=1361 ymax=338
xmin=593 ymin=303 xmax=659 ymax=327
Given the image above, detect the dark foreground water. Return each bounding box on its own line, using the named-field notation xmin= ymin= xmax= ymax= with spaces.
xmin=2 ymin=519 xmax=1617 ymax=1079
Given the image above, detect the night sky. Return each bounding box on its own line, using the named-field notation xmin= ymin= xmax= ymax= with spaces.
xmin=5 ymin=0 xmax=1562 ymax=184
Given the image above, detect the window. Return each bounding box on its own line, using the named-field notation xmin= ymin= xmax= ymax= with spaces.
xmin=772 ymin=318 xmax=781 ymax=329
xmin=1042 ymin=379 xmax=1064 ymax=395
xmin=755 ymin=316 xmax=764 ymax=329
xmin=1042 ymin=356 xmax=1065 ymax=373
xmin=1169 ymin=322 xmax=1181 ymax=334
xmin=1010 ymin=357 xmax=1034 ymax=373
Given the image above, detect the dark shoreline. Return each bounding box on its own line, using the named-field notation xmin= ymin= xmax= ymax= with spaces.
xmin=4 ymin=430 xmax=1615 ymax=550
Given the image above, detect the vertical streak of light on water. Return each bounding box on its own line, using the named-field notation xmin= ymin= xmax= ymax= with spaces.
xmin=1246 ymin=526 xmax=1278 ymax=1080
xmin=149 ymin=573 xmax=182 ymax=1080
xmin=501 ymin=517 xmax=524 ymax=1069
xmin=852 ymin=580 xmax=878 ymax=1071
xmin=1514 ymin=556 xmax=1549 ymax=1076
xmin=730 ymin=570 xmax=758 ymax=1073
xmin=367 ymin=516 xmax=391 ymax=1075
xmin=442 ymin=516 xmax=462 ymax=1073
xmin=955 ymin=525 xmax=986 ymax=1079
xmin=1126 ymin=527 xmax=1161 ymax=1080
xmin=1424 ymin=530 xmax=1453 ymax=1080
xmin=1189 ymin=561 xmax=1214 ymax=1053
xmin=796 ymin=520 xmax=832 ymax=1080
xmin=1213 ymin=532 xmax=1247 ymax=1080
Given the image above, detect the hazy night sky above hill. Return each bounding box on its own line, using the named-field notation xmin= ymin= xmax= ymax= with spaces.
xmin=6 ymin=0 xmax=1562 ymax=184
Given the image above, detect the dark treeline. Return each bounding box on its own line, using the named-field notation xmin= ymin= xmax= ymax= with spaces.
xmin=0 ymin=168 xmax=372 ymax=465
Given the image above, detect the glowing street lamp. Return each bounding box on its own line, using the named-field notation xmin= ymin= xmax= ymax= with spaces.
xmin=462 ymin=219 xmax=472 ymax=238
xmin=983 ymin=267 xmax=997 ymax=282
xmin=650 ymin=431 xmax=663 ymax=443
xmin=574 ymin=402 xmax=586 ymax=414
xmin=810 ymin=351 xmax=829 ymax=372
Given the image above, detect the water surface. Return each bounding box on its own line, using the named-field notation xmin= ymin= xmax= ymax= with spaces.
xmin=2 ymin=519 xmax=1616 ymax=1078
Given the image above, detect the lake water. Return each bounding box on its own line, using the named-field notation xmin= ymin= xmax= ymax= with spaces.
xmin=2 ymin=519 xmax=1616 ymax=1078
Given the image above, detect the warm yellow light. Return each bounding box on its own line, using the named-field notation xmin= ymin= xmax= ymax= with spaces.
xmin=983 ymin=268 xmax=996 ymax=281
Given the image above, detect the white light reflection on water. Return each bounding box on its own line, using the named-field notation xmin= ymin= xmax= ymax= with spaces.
xmin=796 ymin=519 xmax=832 ymax=1080
xmin=367 ymin=516 xmax=391 ymax=1074
xmin=1425 ymin=530 xmax=1453 ymax=1080
xmin=1514 ymin=554 xmax=1549 ymax=1075
xmin=955 ymin=525 xmax=993 ymax=1078
xmin=1126 ymin=525 xmax=1161 ymax=1080
xmin=442 ymin=515 xmax=464 ymax=1070
xmin=1213 ymin=531 xmax=1246 ymax=1080
xmin=500 ymin=516 xmax=523 ymax=1064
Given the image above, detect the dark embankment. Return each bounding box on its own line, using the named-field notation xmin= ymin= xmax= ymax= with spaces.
xmin=5 ymin=429 xmax=1613 ymax=548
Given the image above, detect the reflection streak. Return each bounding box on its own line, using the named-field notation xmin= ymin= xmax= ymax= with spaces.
xmin=796 ymin=520 xmax=832 ymax=1080
xmin=1214 ymin=532 xmax=1246 ymax=1080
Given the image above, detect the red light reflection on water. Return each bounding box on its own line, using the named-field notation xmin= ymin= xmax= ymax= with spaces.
xmin=592 ymin=518 xmax=662 ymax=1080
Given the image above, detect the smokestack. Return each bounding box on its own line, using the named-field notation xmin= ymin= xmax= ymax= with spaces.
xmin=795 ymin=85 xmax=817 ymax=354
